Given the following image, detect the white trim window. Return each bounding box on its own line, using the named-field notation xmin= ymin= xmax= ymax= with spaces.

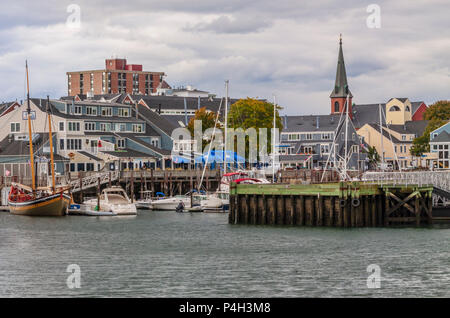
xmin=116 ymin=139 xmax=125 ymax=149
xmin=101 ymin=107 xmax=112 ymax=117
xmin=10 ymin=122 xmax=20 ymax=132
xmin=86 ymin=106 xmax=97 ymax=116
xmin=100 ymin=123 xmax=111 ymax=132
xmin=118 ymin=107 xmax=130 ymax=117
xmin=85 ymin=122 xmax=96 ymax=131
xmin=68 ymin=122 xmax=81 ymax=131
xmin=59 ymin=122 xmax=64 ymax=131
xmin=132 ymin=124 xmax=143 ymax=133
xmin=74 ymin=106 xmax=82 ymax=115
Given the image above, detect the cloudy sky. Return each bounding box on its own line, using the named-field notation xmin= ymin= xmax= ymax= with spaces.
xmin=0 ymin=0 xmax=449 ymax=114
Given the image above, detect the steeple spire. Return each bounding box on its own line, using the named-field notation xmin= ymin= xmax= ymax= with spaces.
xmin=331 ymin=34 xmax=352 ymax=99
xmin=330 ymin=35 xmax=353 ymax=117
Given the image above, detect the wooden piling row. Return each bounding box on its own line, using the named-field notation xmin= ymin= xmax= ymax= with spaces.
xmin=229 ymin=182 xmax=435 ymax=227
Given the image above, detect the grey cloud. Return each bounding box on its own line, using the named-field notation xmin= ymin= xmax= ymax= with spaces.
xmin=0 ymin=0 xmax=450 ymax=115
xmin=185 ymin=15 xmax=272 ymax=34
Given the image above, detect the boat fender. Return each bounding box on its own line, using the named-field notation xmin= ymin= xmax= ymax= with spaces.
xmin=351 ymin=198 xmax=360 ymax=207
xmin=339 ymin=199 xmax=346 ymax=208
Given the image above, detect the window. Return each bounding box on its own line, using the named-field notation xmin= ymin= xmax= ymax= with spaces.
xmin=68 ymin=122 xmax=80 ymax=131
xmin=351 ymin=145 xmax=359 ymax=153
xmin=67 ymin=139 xmax=82 ymax=150
xmin=117 ymin=139 xmax=125 ymax=149
xmin=100 ymin=123 xmax=111 ymax=132
xmin=86 ymin=106 xmax=97 ymax=116
xmin=10 ymin=122 xmax=20 ymax=132
xmin=405 ymin=106 xmax=410 ymax=112
xmin=151 ymin=139 xmax=159 ymax=147
xmin=334 ymin=101 xmax=339 ymax=113
xmin=118 ymin=108 xmax=130 ymax=117
xmin=402 ymin=135 xmax=406 ymax=141
xmin=320 ymin=144 xmax=330 ymax=154
xmin=322 ymin=133 xmax=333 ymax=140
xmin=118 ymin=124 xmax=126 ymax=132
xmin=132 ymin=124 xmax=143 ymax=133
xmin=60 ymin=139 xmax=64 ymax=150
xmin=101 ymin=107 xmax=112 ymax=116
xmin=86 ymin=163 xmax=94 ymax=171
xmin=305 ymin=133 xmax=312 ymax=140
xmin=59 ymin=122 xmax=64 ymax=131
xmin=85 ymin=122 xmax=96 ymax=131
xmin=389 ymin=105 xmax=401 ymax=112
xmin=74 ymin=106 xmax=82 ymax=115
xmin=77 ymin=163 xmax=85 ymax=172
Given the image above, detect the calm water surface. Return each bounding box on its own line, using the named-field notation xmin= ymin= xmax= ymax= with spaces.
xmin=0 ymin=210 xmax=449 ymax=297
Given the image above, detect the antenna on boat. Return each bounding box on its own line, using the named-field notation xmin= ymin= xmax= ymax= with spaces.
xmin=25 ymin=60 xmax=36 ymax=195
xmin=46 ymin=95 xmax=56 ymax=193
xmin=224 ymin=80 xmax=229 ymax=175
xmin=272 ymin=94 xmax=277 ymax=183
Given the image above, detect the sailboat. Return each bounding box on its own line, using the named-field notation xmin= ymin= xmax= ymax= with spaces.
xmin=8 ymin=61 xmax=71 ymax=216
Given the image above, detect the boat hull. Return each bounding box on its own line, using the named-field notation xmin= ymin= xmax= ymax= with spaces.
xmin=9 ymin=193 xmax=70 ymax=216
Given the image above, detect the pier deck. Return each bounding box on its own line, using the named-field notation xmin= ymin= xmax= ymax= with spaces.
xmin=229 ymin=181 xmax=443 ymax=227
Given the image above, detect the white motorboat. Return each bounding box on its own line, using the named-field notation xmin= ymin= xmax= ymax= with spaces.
xmin=83 ymin=186 xmax=137 ymax=215
xmin=68 ymin=203 xmax=116 ymax=216
xmin=135 ymin=190 xmax=153 ymax=209
xmin=151 ymin=195 xmax=192 ymax=211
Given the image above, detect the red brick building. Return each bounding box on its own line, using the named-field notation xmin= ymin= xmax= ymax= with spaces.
xmin=67 ymin=58 xmax=165 ymax=96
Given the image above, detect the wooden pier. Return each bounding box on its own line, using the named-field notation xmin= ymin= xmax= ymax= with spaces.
xmin=229 ymin=181 xmax=440 ymax=227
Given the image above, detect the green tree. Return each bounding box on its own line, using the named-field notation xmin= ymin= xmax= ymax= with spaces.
xmin=411 ymin=100 xmax=450 ymax=156
xmin=187 ymin=107 xmax=220 ymax=150
xmin=227 ymin=98 xmax=283 ymax=160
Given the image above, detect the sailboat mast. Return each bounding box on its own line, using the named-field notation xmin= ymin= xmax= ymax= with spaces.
xmin=378 ymin=103 xmax=384 ymax=168
xmin=224 ymin=80 xmax=229 ymax=174
xmin=272 ymin=95 xmax=276 ymax=182
xmin=46 ymin=96 xmax=56 ymax=193
xmin=343 ymin=95 xmax=349 ymax=180
xmin=25 ymin=61 xmax=36 ymax=193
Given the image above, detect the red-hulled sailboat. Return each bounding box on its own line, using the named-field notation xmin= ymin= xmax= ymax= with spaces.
xmin=8 ymin=61 xmax=70 ymax=216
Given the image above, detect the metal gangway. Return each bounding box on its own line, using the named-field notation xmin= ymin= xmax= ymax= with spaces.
xmin=362 ymin=171 xmax=450 ymax=206
xmin=69 ymin=171 xmax=120 ymax=193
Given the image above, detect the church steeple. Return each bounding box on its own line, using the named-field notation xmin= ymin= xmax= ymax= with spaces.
xmin=330 ymin=34 xmax=353 ymax=117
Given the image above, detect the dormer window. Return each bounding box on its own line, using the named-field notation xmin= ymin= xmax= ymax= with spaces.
xmin=389 ymin=105 xmax=401 ymax=111
xmin=405 ymin=106 xmax=410 ymax=112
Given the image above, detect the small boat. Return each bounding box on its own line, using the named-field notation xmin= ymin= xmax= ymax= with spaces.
xmin=151 ymin=195 xmax=192 ymax=211
xmin=68 ymin=203 xmax=116 ymax=216
xmin=135 ymin=190 xmax=153 ymax=209
xmin=83 ymin=186 xmax=137 ymax=215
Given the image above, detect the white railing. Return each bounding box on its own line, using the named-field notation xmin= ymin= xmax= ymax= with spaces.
xmin=69 ymin=171 xmax=119 ymax=193
xmin=361 ymin=171 xmax=450 ymax=192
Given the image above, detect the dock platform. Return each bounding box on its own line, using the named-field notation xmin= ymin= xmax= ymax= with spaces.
xmin=228 ymin=181 xmax=446 ymax=227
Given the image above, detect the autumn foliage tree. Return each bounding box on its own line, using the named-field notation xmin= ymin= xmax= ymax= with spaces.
xmin=227 ymin=98 xmax=283 ymax=160
xmin=187 ymin=107 xmax=220 ymax=150
xmin=411 ymin=100 xmax=450 ymax=156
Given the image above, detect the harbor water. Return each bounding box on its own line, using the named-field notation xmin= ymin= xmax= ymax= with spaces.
xmin=0 ymin=211 xmax=449 ymax=297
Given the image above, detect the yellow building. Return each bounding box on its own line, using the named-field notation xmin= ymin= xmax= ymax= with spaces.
xmin=357 ymin=98 xmax=428 ymax=169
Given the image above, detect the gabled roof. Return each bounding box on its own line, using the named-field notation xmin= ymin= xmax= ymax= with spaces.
xmin=411 ymin=101 xmax=425 ymax=115
xmin=100 ymin=148 xmax=156 ymax=159
xmin=136 ymin=104 xmax=177 ymax=136
xmin=430 ymin=130 xmax=450 ymax=143
xmin=389 ymin=97 xmax=409 ymax=103
xmin=283 ymin=114 xmax=342 ymax=133
xmin=387 ymin=120 xmax=428 ymax=136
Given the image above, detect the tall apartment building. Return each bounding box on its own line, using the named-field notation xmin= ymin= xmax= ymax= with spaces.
xmin=67 ymin=58 xmax=165 ymax=96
